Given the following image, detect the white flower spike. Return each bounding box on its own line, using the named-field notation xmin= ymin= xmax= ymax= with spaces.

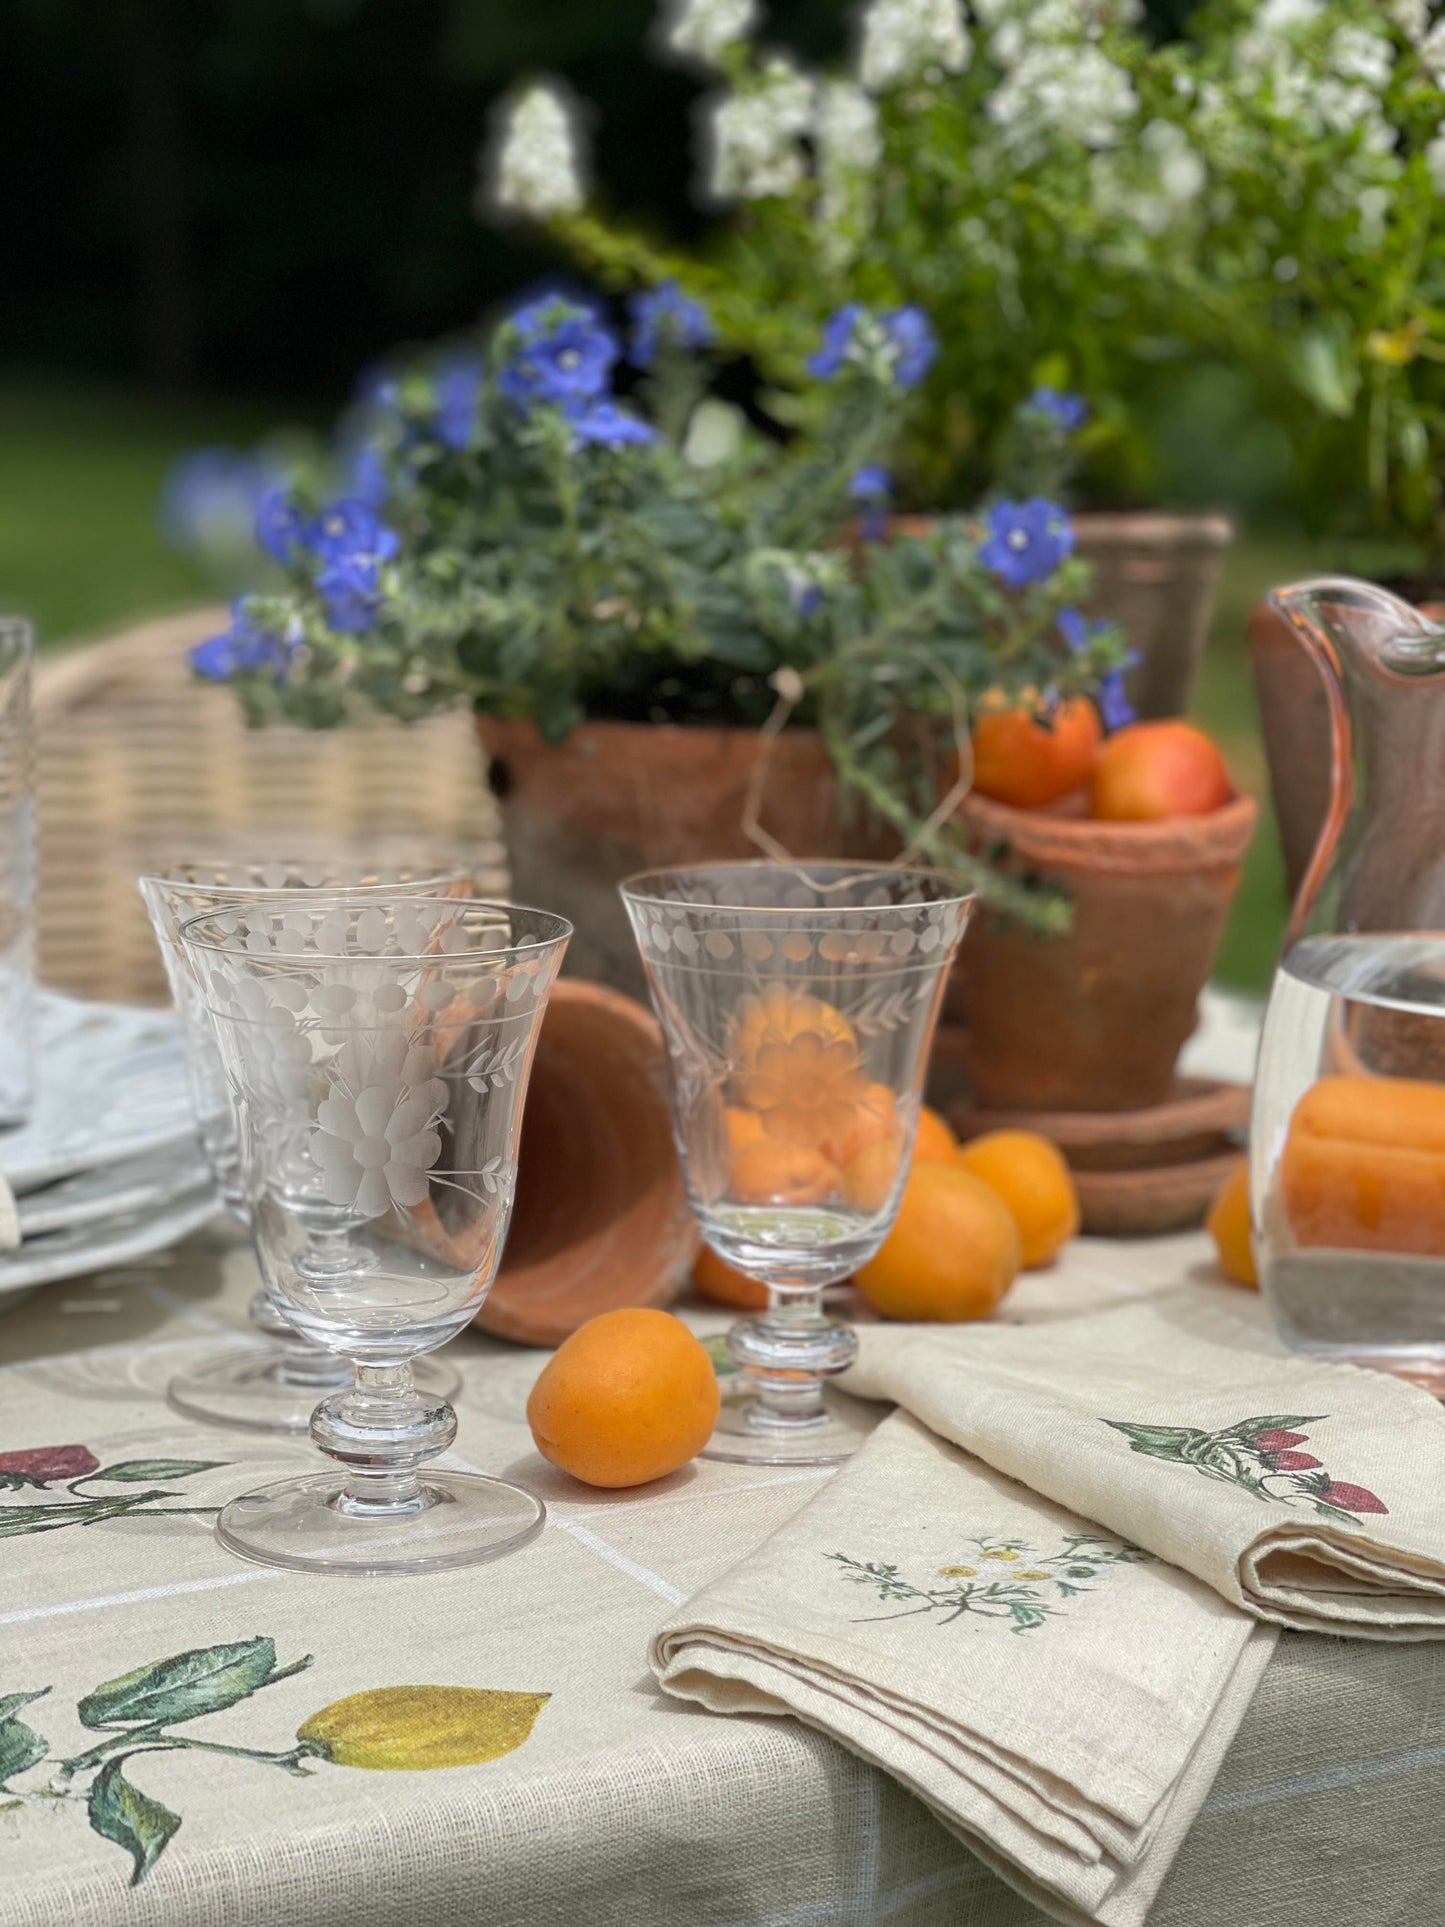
xmin=857 ymin=0 xmax=971 ymax=94
xmin=661 ymin=0 xmax=759 ymax=68
xmin=704 ymin=56 xmax=814 ymax=201
xmin=486 ymin=82 xmax=586 ymax=221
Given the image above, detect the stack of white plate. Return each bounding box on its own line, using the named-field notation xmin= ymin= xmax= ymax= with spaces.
xmin=0 ymin=992 xmax=216 ymax=1308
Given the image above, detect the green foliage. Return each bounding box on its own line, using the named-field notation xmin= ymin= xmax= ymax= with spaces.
xmin=541 ymin=0 xmax=1445 ymax=544
xmin=214 ymin=298 xmax=1128 ymax=919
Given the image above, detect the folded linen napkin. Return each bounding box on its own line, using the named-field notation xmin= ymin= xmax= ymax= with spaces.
xmin=841 ymin=1292 xmax=1445 ymax=1637
xmin=654 ymin=1409 xmax=1275 ymax=1927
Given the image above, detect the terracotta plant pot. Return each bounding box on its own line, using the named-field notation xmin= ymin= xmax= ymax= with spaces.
xmin=477 ymin=717 xmax=887 ymax=995
xmin=948 ymin=789 xmax=1256 ymax=1113
xmin=891 ymin=511 xmax=1233 ymax=721
xmin=1072 ymin=512 xmax=1233 ymax=721
xmin=1250 ymin=591 xmax=1445 ymax=901
xmin=478 ymin=979 xmax=698 ymax=1346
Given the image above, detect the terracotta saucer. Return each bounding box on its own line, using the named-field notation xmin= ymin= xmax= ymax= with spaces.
xmin=1071 ymin=1152 xmax=1242 ymax=1238
xmin=478 ymin=980 xmax=699 ymax=1346
xmin=949 ymin=1077 xmax=1250 ymax=1173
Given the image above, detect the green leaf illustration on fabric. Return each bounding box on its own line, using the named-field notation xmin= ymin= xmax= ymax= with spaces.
xmin=2 ymin=1638 xmax=551 ymax=1889
xmin=87 ymin=1759 xmax=181 ymax=1886
xmin=0 ymin=1441 xmax=229 ymax=1536
xmin=828 ymin=1530 xmax=1153 ymax=1633
xmin=87 ymin=1460 xmax=226 ymax=1484
xmin=80 ymin=1638 xmax=284 ymax=1730
xmin=1102 ymin=1414 xmax=1388 ymax=1524
xmin=0 ymin=1716 xmax=48 ymax=1785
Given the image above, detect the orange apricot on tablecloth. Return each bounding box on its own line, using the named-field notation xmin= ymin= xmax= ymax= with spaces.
xmin=526 ymin=1308 xmax=720 ymax=1489
xmin=1206 ymin=1160 xmax=1257 ymax=1287
xmin=955 ymin=1129 xmax=1080 ymax=1268
xmin=1090 ymin=721 xmax=1232 ymax=822
xmin=912 ymin=1104 xmax=960 ymax=1165
xmin=968 ymin=694 xmax=1102 ymax=810
xmin=730 ymin=1135 xmax=839 ymax=1207
xmin=854 ymin=1163 xmax=1021 ymax=1321
xmin=1279 ymin=1073 xmax=1445 ymax=1255
xmin=693 ymin=1244 xmax=769 ymax=1309
xmin=842 ymin=1136 xmax=907 ymax=1214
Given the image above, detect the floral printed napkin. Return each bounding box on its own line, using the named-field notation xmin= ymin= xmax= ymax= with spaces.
xmin=841 ymin=1292 xmax=1445 ymax=1637
xmin=653 ymin=1410 xmax=1275 ymax=1927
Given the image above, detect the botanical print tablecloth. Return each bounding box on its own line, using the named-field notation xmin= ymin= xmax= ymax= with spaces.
xmin=2 ymin=1223 xmax=1444 ymax=1927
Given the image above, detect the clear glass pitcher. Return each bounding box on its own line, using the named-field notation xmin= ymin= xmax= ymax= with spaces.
xmin=1253 ymin=576 xmax=1445 ymax=1390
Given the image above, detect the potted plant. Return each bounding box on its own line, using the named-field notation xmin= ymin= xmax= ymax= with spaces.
xmin=191 ymin=289 xmax=1131 ymax=992
xmin=487 ymin=0 xmax=1244 ymax=720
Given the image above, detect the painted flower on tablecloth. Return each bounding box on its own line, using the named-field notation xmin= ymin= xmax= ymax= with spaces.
xmin=1103 ymin=1413 xmax=1389 ymax=1523
xmin=0 ymin=1444 xmax=100 ymax=1489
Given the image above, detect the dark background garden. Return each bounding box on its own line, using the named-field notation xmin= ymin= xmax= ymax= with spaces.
xmin=0 ymin=0 xmax=1409 ymax=983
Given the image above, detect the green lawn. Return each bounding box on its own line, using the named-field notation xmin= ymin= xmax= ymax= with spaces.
xmin=0 ymin=379 xmax=296 ymax=645
xmin=3 ymin=376 xmax=1402 ymax=994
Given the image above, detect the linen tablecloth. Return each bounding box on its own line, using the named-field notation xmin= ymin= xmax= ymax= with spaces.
xmin=3 ymin=1222 xmax=1443 ymax=1927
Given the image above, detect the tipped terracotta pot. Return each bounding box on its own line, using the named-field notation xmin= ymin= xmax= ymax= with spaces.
xmin=478 ymin=979 xmax=698 ymax=1346
xmin=948 ymin=789 xmax=1256 ymax=1113
xmin=477 ymin=717 xmax=889 ymax=995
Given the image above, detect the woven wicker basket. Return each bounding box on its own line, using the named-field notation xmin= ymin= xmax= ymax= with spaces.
xmin=34 ymin=608 xmax=506 ymax=1006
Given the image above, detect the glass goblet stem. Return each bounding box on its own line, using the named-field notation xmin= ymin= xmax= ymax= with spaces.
xmin=309 ymin=1361 xmax=457 ymax=1516
xmin=726 ymin=1279 xmax=860 ymax=1434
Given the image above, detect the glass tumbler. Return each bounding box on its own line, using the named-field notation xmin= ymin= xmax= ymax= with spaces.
xmin=622 ymin=861 xmax=971 ymax=1465
xmin=0 ymin=617 xmax=34 ymax=1127
xmin=181 ymin=892 xmax=569 ymax=1575
xmin=140 ymin=849 xmax=479 ymax=1432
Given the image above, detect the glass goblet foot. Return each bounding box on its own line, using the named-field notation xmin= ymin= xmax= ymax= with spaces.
xmin=706 ymin=1290 xmax=871 ymax=1466
xmin=216 ymin=1364 xmax=542 ymax=1576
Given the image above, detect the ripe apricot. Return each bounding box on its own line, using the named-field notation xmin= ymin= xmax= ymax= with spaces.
xmin=956 ymin=1129 xmax=1079 ymax=1268
xmin=726 ymin=1106 xmax=765 ymax=1155
xmin=819 ymin=1081 xmax=900 ymax=1168
xmin=693 ymin=1243 xmax=769 ymax=1309
xmin=913 ymin=1104 xmax=959 ymax=1165
xmin=854 ymin=1163 xmax=1021 ymax=1321
xmin=842 ymin=1103 xmax=958 ymax=1213
xmin=1279 ymin=1073 xmax=1445 ymax=1255
xmin=1090 ymin=721 xmax=1232 ymax=822
xmin=730 ymin=1136 xmax=839 ymax=1206
xmin=969 ymin=694 xmax=1102 ymax=810
xmin=526 ymin=1308 xmax=720 ymax=1488
xmin=1206 ymin=1160 xmax=1256 ymax=1287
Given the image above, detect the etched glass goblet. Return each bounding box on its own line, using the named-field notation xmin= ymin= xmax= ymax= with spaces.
xmin=622 ymin=861 xmax=971 ymax=1466
xmin=181 ymin=892 xmax=569 ymax=1574
xmin=140 ymin=849 xmax=480 ymax=1432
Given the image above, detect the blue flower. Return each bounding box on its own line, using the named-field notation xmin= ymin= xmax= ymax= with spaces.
xmin=807 ymin=303 xmax=871 ymax=379
xmin=566 ymin=401 xmax=657 ymax=448
xmin=885 ymin=306 xmax=938 ymax=388
xmin=434 ymin=357 xmax=482 ymax=451
xmin=630 ymin=282 xmax=714 ymax=367
xmin=188 ymin=602 xmax=291 ymax=682
xmin=255 ymin=488 xmax=309 ymax=565
xmin=979 ymin=498 xmax=1074 ymax=589
xmin=496 ymin=297 xmax=619 ymax=408
xmin=306 ymin=500 xmax=399 ymax=567
xmin=1056 ymin=607 xmax=1114 ymax=653
xmin=1097 ymin=669 xmax=1136 ymax=732
xmin=1028 ymin=386 xmax=1088 ymax=433
xmin=850 ymin=465 xmax=893 ymax=541
xmin=343 ymin=442 xmax=391 ymax=511
xmin=807 ymin=303 xmax=937 ymax=388
xmin=159 ymin=449 xmax=274 ymax=553
xmin=795 ymin=583 xmax=824 ymax=617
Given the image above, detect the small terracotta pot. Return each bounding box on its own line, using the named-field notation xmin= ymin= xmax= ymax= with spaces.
xmin=478 ymin=979 xmax=698 ymax=1346
xmin=477 ymin=716 xmax=888 ymax=995
xmin=949 ymin=790 xmax=1257 ymax=1113
xmin=890 ymin=511 xmax=1233 ymax=721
